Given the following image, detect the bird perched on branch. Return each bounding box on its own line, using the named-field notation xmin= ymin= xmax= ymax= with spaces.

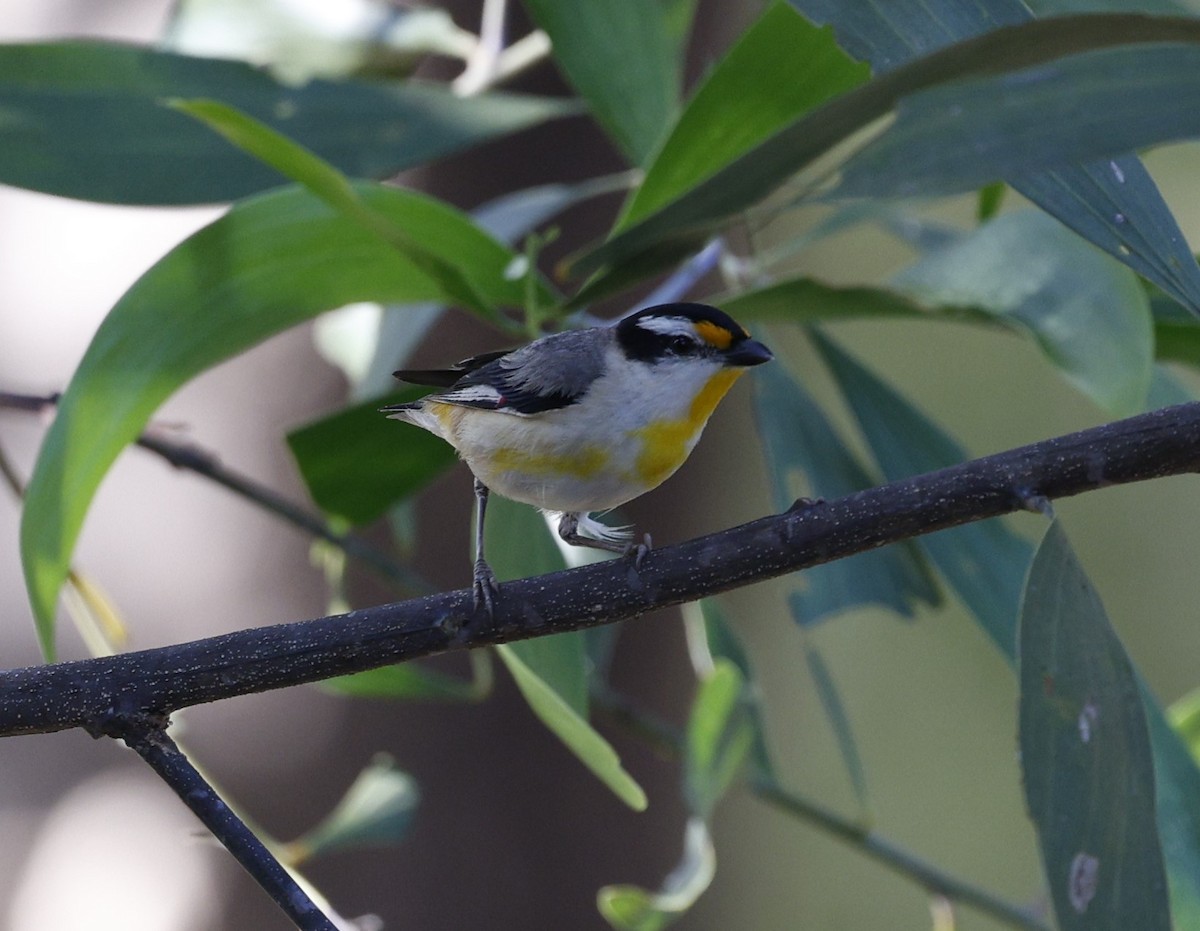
xmin=384 ymin=302 xmax=773 ymax=613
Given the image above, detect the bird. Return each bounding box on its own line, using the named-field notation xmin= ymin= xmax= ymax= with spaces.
xmin=383 ymin=301 xmax=773 ymax=613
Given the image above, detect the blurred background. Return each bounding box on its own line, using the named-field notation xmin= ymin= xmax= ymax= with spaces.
xmin=2 ymin=1 xmax=1200 ymax=929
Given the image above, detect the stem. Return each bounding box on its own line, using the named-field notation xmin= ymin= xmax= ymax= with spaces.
xmin=121 ymin=724 xmax=336 ymax=931
xmin=0 ymin=391 xmax=426 ymax=594
xmin=592 ymin=690 xmax=1049 ymax=931
xmin=752 ymin=779 xmax=1051 ymax=931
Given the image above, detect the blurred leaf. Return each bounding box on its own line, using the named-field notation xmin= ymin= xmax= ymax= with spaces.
xmin=165 ymin=0 xmax=473 ymax=82
xmin=1169 ymin=688 xmax=1200 ymax=765
xmin=722 ymin=277 xmax=935 ymax=324
xmin=977 ymin=181 xmax=1007 ymax=221
xmin=893 ymin=210 xmax=1154 ymax=416
xmin=0 ymin=42 xmax=575 ymax=205
xmin=619 ymin=2 xmax=867 ymax=227
xmin=524 ymin=0 xmax=681 ymax=164
xmin=571 ymin=16 xmax=1200 ymax=294
xmin=174 ymin=97 xmax=494 ymax=314
xmin=803 ymin=640 xmax=869 ymax=811
xmin=1146 ymin=365 xmax=1195 ymax=410
xmin=753 ymin=362 xmax=940 ymax=624
xmin=812 ymin=330 xmax=1032 ymax=655
xmin=286 ymin=754 xmax=420 ymax=861
xmin=21 ymin=182 xmax=528 ymax=659
xmin=598 ymin=817 xmax=716 ymax=931
xmin=692 ymin=600 xmax=774 ymax=778
xmin=496 ymin=644 xmax=647 ymax=811
xmin=287 ymin=389 xmax=457 ymax=526
xmin=1018 ymin=521 xmax=1170 ymax=930
xmin=323 ymin=652 xmax=492 ymax=702
xmin=684 ymin=660 xmax=753 ymax=819
xmin=794 ymin=0 xmax=1200 ymax=316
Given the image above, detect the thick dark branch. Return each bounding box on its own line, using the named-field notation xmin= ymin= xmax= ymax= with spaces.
xmin=2 ymin=401 xmax=1199 ymax=738
xmin=119 ymin=722 xmax=336 ymax=931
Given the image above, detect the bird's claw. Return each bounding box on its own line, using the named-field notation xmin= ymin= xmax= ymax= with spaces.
xmin=624 ymin=533 xmax=652 ymax=571
xmin=473 ymin=557 xmax=499 ymax=618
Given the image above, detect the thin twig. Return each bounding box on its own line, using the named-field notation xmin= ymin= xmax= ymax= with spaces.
xmin=0 ymin=391 xmax=427 ymax=594
xmin=752 ymin=780 xmax=1051 ymax=931
xmin=118 ymin=722 xmax=336 ymax=931
xmin=2 ymin=400 xmax=1199 ymax=737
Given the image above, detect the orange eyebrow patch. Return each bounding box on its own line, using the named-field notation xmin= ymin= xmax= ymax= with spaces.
xmin=694 ymin=319 xmax=735 ymax=349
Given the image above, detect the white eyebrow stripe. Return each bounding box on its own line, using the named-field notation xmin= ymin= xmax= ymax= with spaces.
xmin=634 ymin=315 xmax=698 ymax=339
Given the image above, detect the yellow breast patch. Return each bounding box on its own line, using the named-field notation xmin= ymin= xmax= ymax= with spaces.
xmin=491 ymin=444 xmax=610 ymax=479
xmin=632 ymin=368 xmax=744 ymax=486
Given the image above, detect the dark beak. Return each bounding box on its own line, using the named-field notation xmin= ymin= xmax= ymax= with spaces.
xmin=724 ymin=339 xmax=773 ymax=367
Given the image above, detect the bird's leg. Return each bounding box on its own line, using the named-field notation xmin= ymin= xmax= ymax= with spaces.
xmin=556 ymin=512 xmax=651 ymax=567
xmin=472 ymin=478 xmax=499 ymax=615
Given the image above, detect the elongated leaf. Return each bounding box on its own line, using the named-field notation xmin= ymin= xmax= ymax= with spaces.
xmin=524 ymin=0 xmax=680 ymax=164
xmin=722 ymin=277 xmax=934 ymax=324
xmin=0 ymin=42 xmax=575 ymax=205
xmin=1019 ymin=521 xmax=1169 ymax=930
xmin=892 ymin=210 xmax=1154 ymax=416
xmin=21 ymin=183 xmax=529 ymax=658
xmin=794 ymin=0 xmax=1200 ymax=315
xmin=835 ymin=44 xmax=1200 ymax=201
xmin=754 ymin=363 xmax=940 ymax=624
xmin=287 ymin=389 xmax=456 ymax=526
xmin=174 ymin=98 xmax=493 ymax=313
xmin=496 ymin=644 xmax=647 ymax=811
xmin=286 ymin=755 xmax=420 ymax=861
xmin=485 ymin=495 xmax=588 ymax=716
xmin=571 ymin=16 xmax=1200 ymax=289
xmin=803 ymin=641 xmax=869 ymax=810
xmin=322 ymin=660 xmax=489 ymax=702
xmin=685 ymin=660 xmax=754 ymax=818
xmin=618 ymin=2 xmax=867 ymax=227
xmin=812 ymin=331 xmax=1031 ymax=654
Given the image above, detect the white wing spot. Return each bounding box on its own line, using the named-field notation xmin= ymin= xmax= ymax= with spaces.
xmin=1068 ymin=852 xmax=1099 ymax=913
xmin=1078 ymin=701 xmax=1099 ymax=743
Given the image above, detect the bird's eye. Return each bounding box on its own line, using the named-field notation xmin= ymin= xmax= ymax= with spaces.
xmin=669 ymin=334 xmax=693 ymax=353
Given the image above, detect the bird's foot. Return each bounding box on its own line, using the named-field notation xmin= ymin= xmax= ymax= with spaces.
xmin=473 ymin=556 xmax=499 ymax=618
xmin=624 ymin=532 xmax=652 ymax=570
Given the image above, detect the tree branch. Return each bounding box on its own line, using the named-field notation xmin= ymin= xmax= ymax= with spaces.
xmin=116 ymin=720 xmax=336 ymax=931
xmin=2 ymin=401 xmax=1199 ymax=738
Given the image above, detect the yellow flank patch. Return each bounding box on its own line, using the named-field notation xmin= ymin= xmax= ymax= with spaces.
xmin=491 ymin=444 xmax=610 ymax=479
xmin=693 ymin=319 xmax=734 ymax=350
xmin=632 ymin=368 xmax=744 ymax=486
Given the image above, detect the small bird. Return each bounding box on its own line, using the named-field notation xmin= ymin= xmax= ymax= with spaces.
xmin=384 ymin=302 xmax=773 ymax=612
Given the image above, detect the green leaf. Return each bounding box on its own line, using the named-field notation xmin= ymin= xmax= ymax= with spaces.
xmin=484 ymin=494 xmax=588 ymax=716
xmin=0 ymin=42 xmax=575 ymax=205
xmin=618 ymin=2 xmax=867 ymax=227
xmin=286 ymin=754 xmax=420 ymax=860
xmin=684 ymin=660 xmax=753 ymax=819
xmin=753 ymin=362 xmax=941 ymax=624
xmin=598 ymin=817 xmax=716 ymax=931
xmin=836 ymin=43 xmax=1200 ymax=201
xmin=1018 ymin=521 xmax=1170 ymax=930
xmin=722 ymin=277 xmax=933 ymax=324
xmin=892 ymin=210 xmax=1154 ymax=416
xmin=691 ymin=600 xmax=774 ymax=778
xmin=173 ymin=97 xmax=494 ymax=314
xmin=794 ymin=0 xmax=1200 ymax=315
xmin=812 ymin=331 xmax=1031 ymax=655
xmin=21 ymin=182 xmax=528 ymax=659
xmin=496 ymin=644 xmax=647 ymax=811
xmin=524 ymin=0 xmax=681 ymax=164
xmin=571 ymin=16 xmax=1200 ymax=290
xmin=322 ymin=652 xmax=492 ymax=702
xmin=287 ymin=389 xmax=457 ymax=526
xmin=803 ymin=641 xmax=869 ymax=811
